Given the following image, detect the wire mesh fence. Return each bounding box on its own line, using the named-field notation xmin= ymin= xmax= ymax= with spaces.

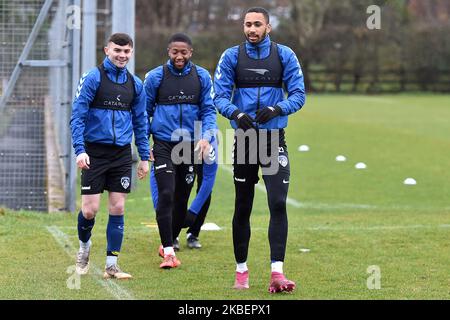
xmin=0 ymin=0 xmax=76 ymax=212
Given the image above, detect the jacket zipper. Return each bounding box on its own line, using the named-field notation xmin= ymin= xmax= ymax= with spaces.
xmin=256 ymin=46 xmax=261 ymax=116
xmin=112 ymin=111 xmax=116 ymax=144
xmin=112 ymin=67 xmax=120 ymax=144
xmin=179 ymin=72 xmax=183 ymax=140
xmin=179 ymin=104 xmax=183 ymax=139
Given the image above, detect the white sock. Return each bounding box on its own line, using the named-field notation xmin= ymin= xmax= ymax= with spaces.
xmin=236 ymin=262 xmax=248 ymax=273
xmin=79 ymin=240 xmax=91 ymax=251
xmin=106 ymin=255 xmax=117 ymax=267
xmin=163 ymin=247 xmax=175 ymax=256
xmin=271 ymin=261 xmax=283 ymax=274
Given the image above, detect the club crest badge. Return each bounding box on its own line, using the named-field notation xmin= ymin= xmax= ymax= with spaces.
xmin=278 ymin=155 xmax=288 ymax=167
xmin=121 ymin=177 xmax=130 ymax=189
xmin=185 ymin=173 xmax=194 ymax=185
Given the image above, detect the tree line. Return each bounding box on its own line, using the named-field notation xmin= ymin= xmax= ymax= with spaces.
xmin=133 ymin=0 xmax=450 ymax=93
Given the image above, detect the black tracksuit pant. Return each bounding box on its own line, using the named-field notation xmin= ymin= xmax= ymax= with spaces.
xmin=232 ymin=129 xmax=290 ymax=263
xmin=152 ymin=138 xmax=196 ymax=247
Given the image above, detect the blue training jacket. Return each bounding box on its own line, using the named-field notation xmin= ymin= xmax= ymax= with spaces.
xmin=70 ymin=57 xmax=150 ymax=160
xmin=150 ymin=137 xmax=219 ymax=215
xmin=214 ymin=36 xmax=306 ymax=129
xmin=144 ymin=60 xmax=217 ymax=143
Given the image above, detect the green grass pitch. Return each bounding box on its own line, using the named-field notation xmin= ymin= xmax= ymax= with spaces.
xmin=1 ymin=94 xmax=450 ymax=300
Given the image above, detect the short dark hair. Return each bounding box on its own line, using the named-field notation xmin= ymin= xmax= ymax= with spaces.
xmin=168 ymin=33 xmax=192 ymax=47
xmin=108 ymin=33 xmax=134 ymax=47
xmin=245 ymin=7 xmax=270 ymax=24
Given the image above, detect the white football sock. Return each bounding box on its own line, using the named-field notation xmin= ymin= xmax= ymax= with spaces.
xmin=236 ymin=262 xmax=248 ymax=273
xmin=79 ymin=240 xmax=91 ymax=251
xmin=271 ymin=261 xmax=283 ymax=274
xmin=106 ymin=255 xmax=117 ymax=267
xmin=163 ymin=246 xmax=175 ymax=256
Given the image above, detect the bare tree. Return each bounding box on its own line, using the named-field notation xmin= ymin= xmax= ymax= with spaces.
xmin=286 ymin=0 xmax=332 ymax=91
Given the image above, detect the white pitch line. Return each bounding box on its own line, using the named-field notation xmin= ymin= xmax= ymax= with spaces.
xmin=51 ymin=223 xmax=450 ymax=234
xmin=223 ymin=224 xmax=450 ymax=232
xmin=304 ymin=224 xmax=450 ymax=231
xmin=219 ymin=165 xmax=377 ymax=210
xmin=46 ymin=226 xmax=134 ymax=300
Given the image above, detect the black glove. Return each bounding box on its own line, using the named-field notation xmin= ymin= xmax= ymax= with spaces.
xmin=183 ymin=210 xmax=197 ymax=228
xmin=255 ymin=106 xmax=282 ymax=124
xmin=231 ymin=110 xmax=256 ymax=131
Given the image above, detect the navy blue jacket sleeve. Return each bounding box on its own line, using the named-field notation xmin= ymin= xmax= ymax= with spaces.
xmin=70 ymin=69 xmax=99 ymax=156
xmin=131 ymin=76 xmax=150 ymax=160
xmin=213 ymin=47 xmax=240 ymax=119
xmin=189 ymin=138 xmax=218 ymax=214
xmin=276 ymin=45 xmax=306 ymax=115
xmin=144 ymin=67 xmax=163 ymax=121
xmin=197 ymin=67 xmax=217 ymax=142
xmin=144 ymin=67 xmax=163 ymax=140
xmin=149 ymin=165 xmax=158 ymax=209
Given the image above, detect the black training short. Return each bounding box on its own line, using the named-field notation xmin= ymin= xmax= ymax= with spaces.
xmin=80 ymin=142 xmax=132 ymax=195
xmin=152 ymin=138 xmax=196 ymax=176
xmin=233 ymin=129 xmax=289 ymax=185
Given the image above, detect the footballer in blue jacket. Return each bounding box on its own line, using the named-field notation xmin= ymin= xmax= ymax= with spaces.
xmin=70 ymin=33 xmax=150 ymax=280
xmin=144 ymin=33 xmax=217 ymax=269
xmin=213 ymin=7 xmax=306 ymax=293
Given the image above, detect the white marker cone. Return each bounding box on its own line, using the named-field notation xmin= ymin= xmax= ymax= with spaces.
xmin=404 ymin=178 xmax=417 ymax=185
xmin=336 ymin=155 xmax=347 ymax=162
xmin=201 ymin=223 xmax=221 ymax=231
xmin=298 ymin=145 xmax=310 ymax=152
xmin=355 ymin=162 xmax=367 ymax=169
